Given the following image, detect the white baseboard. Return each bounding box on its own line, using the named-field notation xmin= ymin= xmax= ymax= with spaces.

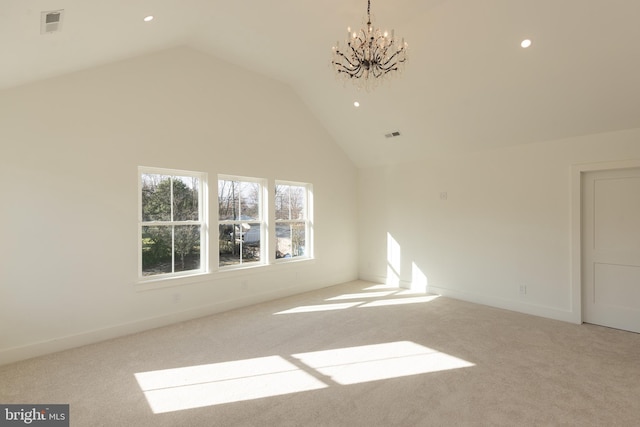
xmin=1 ymin=276 xmax=576 ymax=366
xmin=0 ymin=281 xmax=338 ymax=366
xmin=358 ymin=273 xmax=577 ymax=324
xmin=426 ymin=285 xmax=577 ymax=324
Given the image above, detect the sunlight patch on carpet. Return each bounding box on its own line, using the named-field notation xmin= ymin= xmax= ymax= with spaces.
xmin=274 ymin=291 xmax=440 ymax=314
xmin=359 ymin=295 xmax=440 ymax=308
xmin=135 ymin=356 xmax=327 ymax=413
xmin=135 ymin=342 xmax=474 ymax=413
xmin=293 ymin=341 xmax=474 ymax=385
xmin=363 ymin=283 xmax=402 ymax=291
xmin=273 ymin=301 xmax=363 ymax=314
xmin=325 ymin=291 xmax=397 ymax=300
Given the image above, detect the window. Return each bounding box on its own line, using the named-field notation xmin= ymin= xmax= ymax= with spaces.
xmin=139 ymin=168 xmax=207 ymax=279
xmin=218 ymin=176 xmax=265 ymax=268
xmin=275 ymin=181 xmax=312 ymax=260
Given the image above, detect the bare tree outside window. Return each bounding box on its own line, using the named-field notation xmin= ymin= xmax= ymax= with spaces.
xmin=218 ymin=178 xmax=263 ymax=267
xmin=275 ymin=183 xmax=310 ymax=260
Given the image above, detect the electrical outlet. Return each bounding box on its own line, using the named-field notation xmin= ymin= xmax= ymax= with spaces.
xmin=172 ymin=293 xmax=181 ymax=303
xmin=519 ymin=285 xmax=527 ymax=295
xmin=241 ymin=280 xmax=249 ymax=290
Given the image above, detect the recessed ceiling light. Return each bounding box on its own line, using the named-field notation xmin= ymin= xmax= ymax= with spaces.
xmin=143 ymin=15 xmax=154 ymax=22
xmin=353 ymin=101 xmax=360 ymax=107
xmin=521 ymin=39 xmax=532 ymax=48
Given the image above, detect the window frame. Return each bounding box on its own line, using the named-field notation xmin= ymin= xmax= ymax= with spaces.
xmin=274 ymin=180 xmax=313 ymax=262
xmin=138 ymin=166 xmax=208 ymax=281
xmin=217 ymin=175 xmax=267 ymax=270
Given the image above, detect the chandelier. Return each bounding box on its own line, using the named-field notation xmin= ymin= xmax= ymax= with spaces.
xmin=331 ymin=0 xmax=408 ymax=90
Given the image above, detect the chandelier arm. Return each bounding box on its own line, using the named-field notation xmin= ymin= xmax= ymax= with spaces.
xmin=335 ymin=50 xmax=361 ymax=69
xmin=336 ymin=63 xmax=361 ymax=74
xmin=376 ymin=57 xmax=402 ymax=72
xmin=342 ymin=64 xmax=363 ymax=79
xmin=382 ymin=47 xmax=401 ymax=62
xmin=377 ymin=63 xmax=400 ymax=72
xmin=337 ymin=53 xmax=358 ymax=68
xmin=372 ymin=46 xmax=384 ymax=61
xmin=379 ymin=49 xmax=405 ymax=68
xmin=348 ymin=46 xmax=367 ymax=66
xmin=348 ymin=43 xmax=363 ymax=58
xmin=353 ymin=37 xmax=367 ymax=50
xmin=341 ymin=66 xmax=362 ymax=75
xmin=335 ymin=55 xmax=363 ymax=75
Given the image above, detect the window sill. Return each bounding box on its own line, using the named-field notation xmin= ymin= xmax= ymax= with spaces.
xmin=135 ymin=271 xmax=212 ymax=292
xmin=274 ymin=256 xmax=314 ymax=265
xmin=134 ymin=258 xmax=315 ymax=292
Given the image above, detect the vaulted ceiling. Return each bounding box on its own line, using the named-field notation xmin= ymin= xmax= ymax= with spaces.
xmin=3 ymin=0 xmax=640 ymax=167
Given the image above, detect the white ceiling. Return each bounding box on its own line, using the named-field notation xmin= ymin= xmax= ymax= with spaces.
xmin=3 ymin=0 xmax=640 ymax=167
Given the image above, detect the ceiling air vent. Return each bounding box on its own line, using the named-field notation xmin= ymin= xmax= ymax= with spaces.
xmin=385 ymin=131 xmax=401 ymax=138
xmin=41 ymin=10 xmax=64 ymax=34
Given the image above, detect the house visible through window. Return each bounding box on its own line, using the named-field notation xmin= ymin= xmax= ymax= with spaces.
xmin=218 ymin=176 xmax=265 ymax=268
xmin=139 ymin=168 xmax=206 ymax=278
xmin=275 ymin=181 xmax=312 ymax=260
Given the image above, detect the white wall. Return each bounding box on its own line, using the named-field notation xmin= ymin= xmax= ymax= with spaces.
xmin=0 ymin=47 xmax=358 ymax=364
xmin=358 ymin=128 xmax=640 ymax=322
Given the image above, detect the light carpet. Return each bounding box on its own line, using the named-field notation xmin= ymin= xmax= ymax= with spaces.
xmin=1 ymin=280 xmax=639 ymax=426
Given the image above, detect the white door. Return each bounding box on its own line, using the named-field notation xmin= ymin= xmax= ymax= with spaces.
xmin=582 ymin=167 xmax=640 ymax=333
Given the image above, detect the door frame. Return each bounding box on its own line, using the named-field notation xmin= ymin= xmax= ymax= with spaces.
xmin=571 ymin=159 xmax=640 ymax=324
